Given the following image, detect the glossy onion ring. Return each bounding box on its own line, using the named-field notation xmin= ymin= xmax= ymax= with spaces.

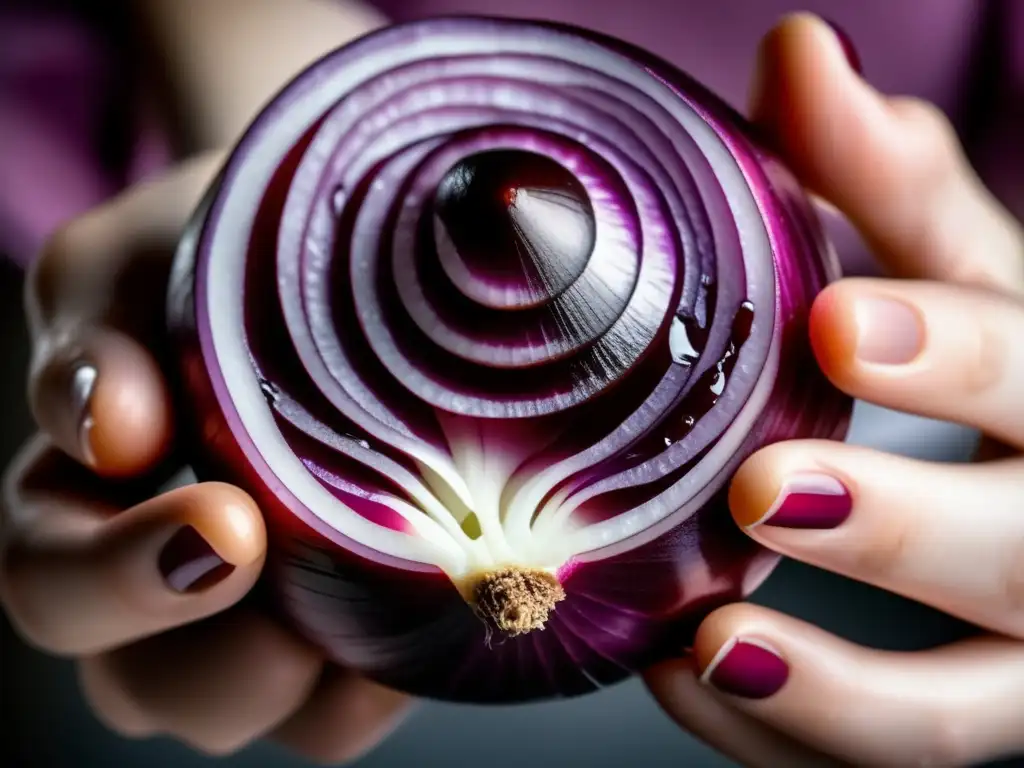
xmin=168 ymin=17 xmax=852 ymax=703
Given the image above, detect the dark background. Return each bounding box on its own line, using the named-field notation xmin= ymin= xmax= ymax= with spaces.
xmin=1 ymin=256 xmax=1017 ymax=766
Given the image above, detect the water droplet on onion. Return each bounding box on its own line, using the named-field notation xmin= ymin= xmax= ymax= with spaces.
xmin=669 ymin=314 xmax=700 ymax=366
xmin=331 ymin=185 xmax=347 ymax=214
xmin=259 ymin=377 xmax=281 ymax=405
xmin=710 ymin=366 xmax=726 ymax=396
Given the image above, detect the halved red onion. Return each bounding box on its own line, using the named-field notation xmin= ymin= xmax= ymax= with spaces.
xmin=168 ymin=16 xmax=851 ymax=703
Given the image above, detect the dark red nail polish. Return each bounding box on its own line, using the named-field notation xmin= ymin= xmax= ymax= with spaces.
xmin=823 ymin=18 xmax=862 ymax=75
xmin=159 ymin=526 xmax=234 ymax=593
xmin=757 ymin=474 xmax=852 ymax=530
xmin=704 ymin=638 xmax=789 ymax=699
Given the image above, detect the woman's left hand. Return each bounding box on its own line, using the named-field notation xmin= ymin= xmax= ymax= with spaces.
xmin=644 ymin=15 xmax=1024 ymax=768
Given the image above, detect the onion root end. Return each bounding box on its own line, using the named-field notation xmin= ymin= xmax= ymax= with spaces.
xmin=471 ymin=566 xmax=566 ymax=636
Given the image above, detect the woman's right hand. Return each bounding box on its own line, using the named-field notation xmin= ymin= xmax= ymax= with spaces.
xmin=0 ymin=152 xmax=410 ymax=762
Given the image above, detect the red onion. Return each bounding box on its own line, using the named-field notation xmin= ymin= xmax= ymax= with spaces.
xmin=168 ymin=16 xmax=851 ymax=703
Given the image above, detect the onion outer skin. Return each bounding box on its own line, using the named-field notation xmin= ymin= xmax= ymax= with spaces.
xmin=167 ymin=17 xmax=851 ymax=704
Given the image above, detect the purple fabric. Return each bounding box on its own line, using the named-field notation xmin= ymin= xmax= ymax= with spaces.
xmin=0 ymin=0 xmax=1020 ymax=270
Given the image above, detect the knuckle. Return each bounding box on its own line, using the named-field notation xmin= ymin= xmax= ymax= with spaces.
xmin=0 ymin=440 xmax=49 ymax=545
xmin=233 ymin=616 xmax=323 ymax=689
xmin=77 ymin=658 xmax=156 ymax=739
xmin=0 ymin=532 xmax=105 ymax=658
xmin=0 ymin=542 xmax=64 ymax=655
xmin=6 ymin=612 xmax=77 ymax=657
xmin=892 ymin=98 xmax=962 ymax=175
xmin=888 ymin=100 xmax=1024 ymax=296
xmin=1003 ymin=533 xmax=1024 ymax=627
xmin=34 ymin=221 xmax=77 ymax=277
xmin=942 ymin=258 xmax=1013 ymax=295
xmin=915 ymin=710 xmax=974 ymax=768
xmin=959 ymin=310 xmax=1007 ymax=396
xmin=849 ymin=515 xmax=912 ymax=581
xmin=28 ymin=219 xmax=86 ymax=316
xmin=27 ymin=208 xmax=114 ymax=338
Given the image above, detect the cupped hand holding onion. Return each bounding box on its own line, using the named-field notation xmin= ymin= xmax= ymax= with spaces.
xmin=168 ymin=16 xmax=850 ymax=703
xmin=9 ymin=8 xmax=1024 ymax=765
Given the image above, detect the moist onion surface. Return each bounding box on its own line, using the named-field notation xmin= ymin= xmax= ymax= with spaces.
xmin=168 ymin=16 xmax=851 ymax=703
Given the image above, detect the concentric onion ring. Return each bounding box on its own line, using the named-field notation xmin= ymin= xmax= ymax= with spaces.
xmin=168 ymin=17 xmax=851 ymax=703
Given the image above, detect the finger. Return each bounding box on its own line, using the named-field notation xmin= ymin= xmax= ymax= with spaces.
xmin=644 ymin=659 xmax=846 ymax=768
xmin=29 ymin=328 xmax=172 ymax=476
xmin=26 ymin=152 xmax=224 ymax=476
xmin=729 ymin=440 xmax=1024 ymax=638
xmin=78 ymin=608 xmax=323 ymax=756
xmin=271 ymin=667 xmax=411 ymax=765
xmin=26 ymin=151 xmax=224 ymax=336
xmin=750 ymin=14 xmax=1024 ymax=292
xmin=681 ymin=605 xmax=1024 ymax=767
xmin=809 ymin=278 xmax=1024 ymax=447
xmin=0 ymin=442 xmax=265 ymax=655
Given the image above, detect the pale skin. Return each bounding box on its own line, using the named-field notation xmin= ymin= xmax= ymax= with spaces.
xmin=1 ymin=2 xmax=1022 ymax=765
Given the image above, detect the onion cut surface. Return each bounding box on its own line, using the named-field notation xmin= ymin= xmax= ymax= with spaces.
xmin=168 ymin=16 xmax=851 ymax=703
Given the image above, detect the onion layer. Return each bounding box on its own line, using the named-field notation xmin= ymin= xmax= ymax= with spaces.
xmin=168 ymin=16 xmax=851 ymax=703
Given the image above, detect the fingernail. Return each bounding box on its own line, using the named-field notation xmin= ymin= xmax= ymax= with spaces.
xmin=159 ymin=526 xmax=234 ymax=593
xmin=701 ymin=637 xmax=789 ymax=699
xmin=854 ymin=296 xmax=924 ymax=365
xmin=822 ymin=18 xmax=862 ymax=75
xmin=751 ymin=473 xmax=853 ymax=530
xmin=70 ymin=362 xmax=98 ymax=466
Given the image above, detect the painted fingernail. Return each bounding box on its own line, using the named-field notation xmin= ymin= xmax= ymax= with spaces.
xmin=70 ymin=362 xmax=98 ymax=466
xmin=751 ymin=473 xmax=852 ymax=530
xmin=701 ymin=637 xmax=789 ymax=699
xmin=854 ymin=296 xmax=924 ymax=365
xmin=822 ymin=18 xmax=862 ymax=75
xmin=159 ymin=526 xmax=234 ymax=593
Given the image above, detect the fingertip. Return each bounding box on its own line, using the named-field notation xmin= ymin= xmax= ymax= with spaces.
xmin=728 ymin=451 xmax=782 ymax=529
xmin=692 ymin=606 xmax=808 ymax=704
xmin=30 ymin=329 xmax=173 ymax=477
xmin=643 ymin=653 xmax=840 ymax=768
xmin=808 ymin=283 xmax=859 ymax=389
xmin=749 ymin=12 xmax=862 ymax=129
xmin=749 ymin=12 xmax=889 ymax=207
xmin=87 ymin=333 xmax=174 ymax=477
xmin=163 ymin=483 xmax=266 ymax=569
xmin=692 ymin=603 xmax=761 ymax=675
xmin=0 ymin=479 xmax=267 ymax=656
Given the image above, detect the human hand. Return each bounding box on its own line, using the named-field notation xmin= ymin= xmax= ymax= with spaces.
xmin=0 ymin=153 xmax=410 ymax=761
xmin=644 ymin=14 xmax=1024 ymax=768
xmin=1 ymin=0 xmax=415 ymax=759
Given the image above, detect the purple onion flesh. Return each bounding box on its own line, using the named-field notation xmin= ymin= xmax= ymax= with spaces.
xmin=167 ymin=16 xmax=852 ymax=704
